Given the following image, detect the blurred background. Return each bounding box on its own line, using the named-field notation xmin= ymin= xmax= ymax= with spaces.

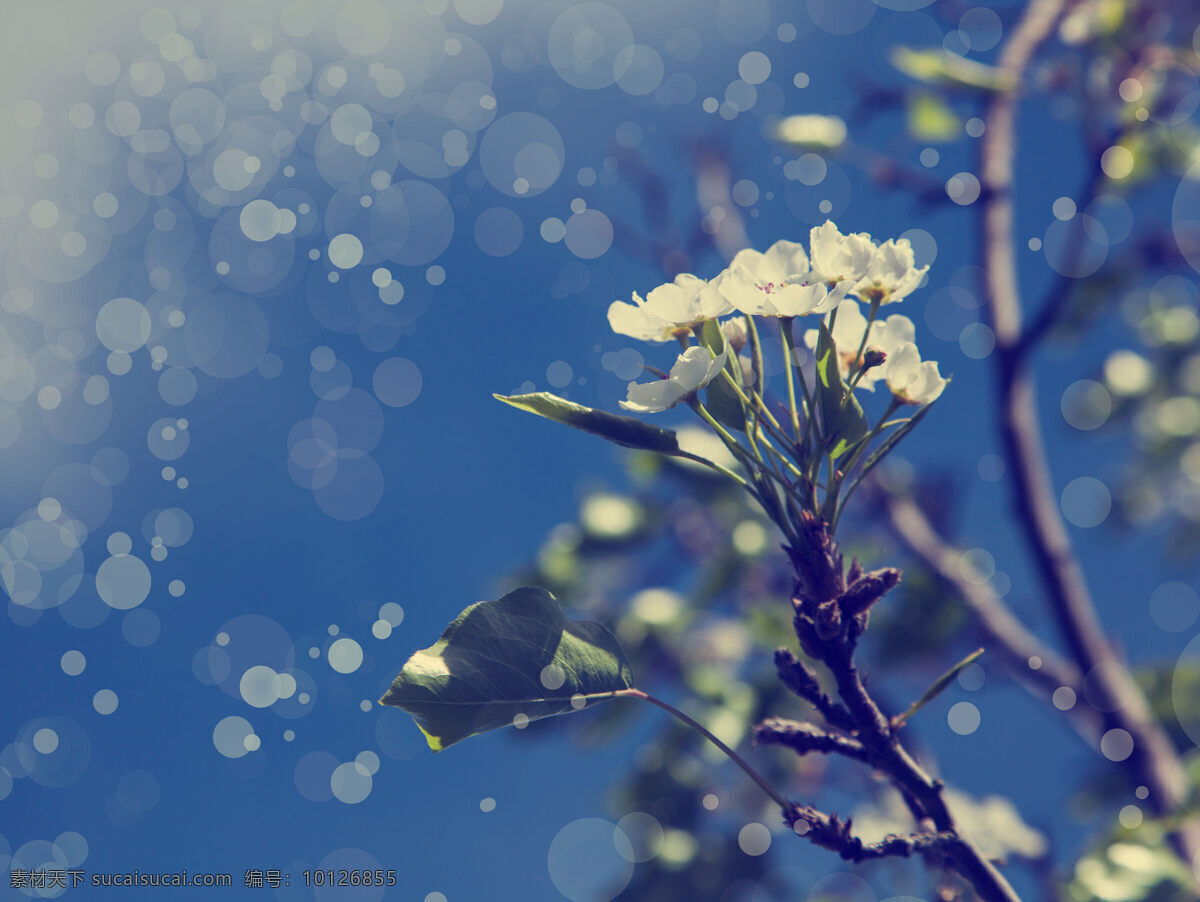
xmin=2 ymin=0 xmax=1200 ymax=899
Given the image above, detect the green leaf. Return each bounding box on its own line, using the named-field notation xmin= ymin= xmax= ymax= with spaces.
xmin=815 ymin=323 xmax=868 ymax=459
xmin=891 ymin=47 xmax=1014 ymax=93
xmin=704 ymin=375 xmax=747 ymax=433
xmin=495 ymin=392 xmax=680 ymax=454
xmin=907 ymin=92 xmax=961 ymax=142
xmin=380 ymin=586 xmax=635 ymax=751
xmin=893 ymin=647 xmax=984 ymax=728
xmin=699 ymin=319 xmax=726 ymax=358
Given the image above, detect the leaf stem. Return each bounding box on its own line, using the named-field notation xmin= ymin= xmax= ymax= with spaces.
xmin=616 ymin=688 xmax=792 ymax=812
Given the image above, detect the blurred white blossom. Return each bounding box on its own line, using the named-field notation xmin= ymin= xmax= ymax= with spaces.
xmin=853 ymin=788 xmax=1047 ymax=861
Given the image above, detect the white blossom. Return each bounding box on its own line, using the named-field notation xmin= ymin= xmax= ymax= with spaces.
xmin=620 ymin=345 xmax=729 ymax=413
xmin=855 ymin=238 xmax=929 ymax=304
xmin=804 ymin=303 xmax=932 ymax=394
xmin=718 ymin=239 xmax=843 ymax=318
xmin=884 ymin=342 xmax=947 ymax=405
xmin=803 ymin=300 xmax=879 ymax=387
xmin=809 ymin=221 xmax=875 ymax=285
xmin=607 ymin=273 xmax=733 ymax=342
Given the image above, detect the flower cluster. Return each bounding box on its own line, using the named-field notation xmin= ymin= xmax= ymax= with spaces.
xmin=610 ymin=221 xmax=944 ymax=412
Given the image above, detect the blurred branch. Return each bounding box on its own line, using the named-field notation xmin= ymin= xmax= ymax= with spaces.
xmin=979 ymin=0 xmax=1200 ymax=876
xmin=880 ymin=486 xmax=1103 ymax=743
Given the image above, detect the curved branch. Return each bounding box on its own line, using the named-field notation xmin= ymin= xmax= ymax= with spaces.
xmin=979 ymin=0 xmax=1200 ymax=876
xmin=880 ymin=487 xmax=1103 ymax=743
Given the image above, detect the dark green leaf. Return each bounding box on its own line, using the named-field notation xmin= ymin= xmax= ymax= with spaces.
xmin=380 ymin=586 xmax=635 ymax=751
xmin=704 ymin=375 xmax=747 ymax=433
xmin=495 ymin=392 xmax=680 ymax=454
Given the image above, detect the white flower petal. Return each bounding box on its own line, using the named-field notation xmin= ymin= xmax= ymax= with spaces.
xmin=810 ymin=221 xmax=875 ymax=283
xmin=719 ymin=264 xmax=778 ymax=316
xmin=762 ymin=239 xmax=810 ymax=280
xmin=620 ymin=345 xmax=728 ymax=413
xmin=608 ymin=298 xmax=671 ymax=342
xmin=620 ymin=379 xmax=687 ymax=413
xmin=769 ymin=281 xmax=827 ymax=317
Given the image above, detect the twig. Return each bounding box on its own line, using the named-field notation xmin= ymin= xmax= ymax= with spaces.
xmin=979 ymin=0 xmax=1200 ymax=876
xmin=753 ymin=717 xmax=871 ymax=762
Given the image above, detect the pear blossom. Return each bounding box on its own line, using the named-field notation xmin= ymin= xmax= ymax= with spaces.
xmin=608 ymin=272 xmax=733 ymax=342
xmin=854 ymin=239 xmax=929 ymax=304
xmin=719 ymin=239 xmax=844 ymax=318
xmin=620 ymin=344 xmax=729 ymax=413
xmin=804 ymin=303 xmax=923 ymax=391
xmin=803 ymin=300 xmax=878 ymax=387
xmin=809 ymin=221 xmax=875 ymax=285
xmin=884 ymin=342 xmax=947 ymax=405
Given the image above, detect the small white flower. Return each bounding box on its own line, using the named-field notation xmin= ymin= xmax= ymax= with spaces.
xmin=884 ymin=342 xmax=946 ymax=405
xmin=620 ymin=345 xmax=729 ymax=413
xmin=803 ymin=300 xmax=876 ymax=385
xmin=719 ymin=239 xmax=838 ymax=317
xmin=855 ymin=239 xmax=929 ymax=304
xmin=804 ymin=304 xmax=924 ymax=392
xmin=607 ymin=272 xmax=733 ymax=342
xmin=809 ymin=221 xmax=875 ymax=285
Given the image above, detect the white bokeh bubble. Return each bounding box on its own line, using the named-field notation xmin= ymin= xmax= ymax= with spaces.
xmin=565 ymin=209 xmax=613 ymax=259
xmin=328 ymin=637 xmax=364 ymax=673
xmin=93 ymin=689 xmax=119 ymax=715
xmin=96 ymin=298 xmax=151 ymax=353
xmin=948 ymin=701 xmax=981 ymax=735
xmin=373 ymin=357 xmax=422 ymax=408
xmin=330 ymin=761 xmax=373 ymax=804
xmin=548 ymin=4 xmax=633 ymax=90
xmin=96 ymin=554 xmax=152 ymax=609
xmin=613 ymin=45 xmax=664 ymax=96
xmin=738 ymin=822 xmax=772 ymax=856
xmin=1149 ymin=581 xmax=1200 ymax=633
xmin=454 ymin=0 xmax=503 ymax=26
xmin=547 ymin=818 xmax=634 ymax=902
xmin=1061 ymin=477 xmax=1112 ymax=528
xmin=480 ymin=113 xmax=564 ymax=198
xmin=212 ymin=715 xmax=255 ymax=758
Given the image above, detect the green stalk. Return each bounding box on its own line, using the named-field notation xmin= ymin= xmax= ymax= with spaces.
xmin=779 ymin=317 xmax=802 ymax=443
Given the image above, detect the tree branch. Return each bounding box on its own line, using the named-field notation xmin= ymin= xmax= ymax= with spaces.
xmin=786 ymin=803 xmax=959 ymax=864
xmin=979 ymin=0 xmax=1200 ymax=877
xmin=753 ymin=717 xmax=871 ymax=762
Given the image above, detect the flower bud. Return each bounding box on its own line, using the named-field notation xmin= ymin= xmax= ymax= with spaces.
xmin=861 ymin=347 xmax=887 ymax=370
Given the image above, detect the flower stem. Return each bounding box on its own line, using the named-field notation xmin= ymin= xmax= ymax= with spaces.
xmin=779 ymin=317 xmax=803 ymax=443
